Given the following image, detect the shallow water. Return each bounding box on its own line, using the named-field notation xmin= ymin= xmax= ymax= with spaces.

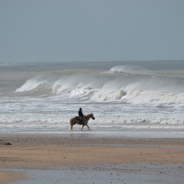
xmin=5 ymin=163 xmax=184 ymax=184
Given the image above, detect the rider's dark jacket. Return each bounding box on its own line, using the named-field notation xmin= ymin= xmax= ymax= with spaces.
xmin=78 ymin=108 xmax=84 ymax=119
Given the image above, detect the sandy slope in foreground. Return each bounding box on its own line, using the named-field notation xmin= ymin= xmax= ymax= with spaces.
xmin=0 ymin=134 xmax=184 ymax=183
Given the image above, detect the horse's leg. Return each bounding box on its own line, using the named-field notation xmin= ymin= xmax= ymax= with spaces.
xmin=86 ymin=125 xmax=90 ymax=130
xmin=81 ymin=125 xmax=84 ymax=131
xmin=81 ymin=125 xmax=90 ymax=130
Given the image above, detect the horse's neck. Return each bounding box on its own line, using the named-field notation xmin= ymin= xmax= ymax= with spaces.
xmin=84 ymin=114 xmax=91 ymax=120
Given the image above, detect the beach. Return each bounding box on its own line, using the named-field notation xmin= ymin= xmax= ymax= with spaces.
xmin=0 ymin=133 xmax=184 ymax=183
xmin=0 ymin=61 xmax=184 ymax=183
xmin=1 ymin=0 xmax=184 ymax=182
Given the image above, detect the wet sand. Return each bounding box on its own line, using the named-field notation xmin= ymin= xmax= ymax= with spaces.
xmin=0 ymin=133 xmax=184 ymax=183
xmin=0 ymin=171 xmax=26 ymax=184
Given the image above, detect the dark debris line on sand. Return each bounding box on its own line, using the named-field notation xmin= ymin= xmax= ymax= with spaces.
xmin=0 ymin=140 xmax=12 ymax=145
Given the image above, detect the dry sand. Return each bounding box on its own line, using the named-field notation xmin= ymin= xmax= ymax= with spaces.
xmin=0 ymin=133 xmax=184 ymax=183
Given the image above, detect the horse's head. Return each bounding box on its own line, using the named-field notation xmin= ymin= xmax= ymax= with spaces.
xmin=90 ymin=113 xmax=95 ymax=120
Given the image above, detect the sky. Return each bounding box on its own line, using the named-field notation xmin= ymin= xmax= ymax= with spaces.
xmin=0 ymin=0 xmax=184 ymax=62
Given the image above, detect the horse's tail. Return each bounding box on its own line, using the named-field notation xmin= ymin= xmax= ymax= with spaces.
xmin=70 ymin=117 xmax=76 ymax=130
xmin=70 ymin=119 xmax=73 ymax=130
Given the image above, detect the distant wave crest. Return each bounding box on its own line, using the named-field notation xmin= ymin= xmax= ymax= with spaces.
xmin=109 ymin=65 xmax=148 ymax=74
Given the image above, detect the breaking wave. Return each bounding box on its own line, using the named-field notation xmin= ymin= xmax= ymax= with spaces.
xmin=14 ymin=66 xmax=184 ymax=104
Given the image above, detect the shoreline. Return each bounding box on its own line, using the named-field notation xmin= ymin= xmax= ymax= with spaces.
xmin=1 ymin=132 xmax=184 ymax=146
xmin=0 ymin=130 xmax=184 ymax=139
xmin=0 ymin=133 xmax=184 ymax=183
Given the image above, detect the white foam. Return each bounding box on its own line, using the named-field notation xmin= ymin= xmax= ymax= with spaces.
xmin=12 ymin=68 xmax=184 ymax=104
xmin=124 ymin=87 xmax=184 ymax=104
xmin=15 ymin=77 xmax=47 ymax=92
xmin=90 ymin=88 xmax=126 ymax=102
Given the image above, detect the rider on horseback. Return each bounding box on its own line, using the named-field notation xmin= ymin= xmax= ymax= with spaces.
xmin=78 ymin=107 xmax=84 ymax=125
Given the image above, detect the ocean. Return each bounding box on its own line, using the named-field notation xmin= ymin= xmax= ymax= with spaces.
xmin=0 ymin=60 xmax=184 ymax=138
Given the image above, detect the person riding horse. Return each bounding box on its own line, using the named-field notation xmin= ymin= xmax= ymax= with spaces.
xmin=78 ymin=107 xmax=84 ymax=125
xmin=70 ymin=112 xmax=95 ymax=130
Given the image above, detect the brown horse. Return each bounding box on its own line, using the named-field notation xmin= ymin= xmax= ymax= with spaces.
xmin=70 ymin=113 xmax=95 ymax=130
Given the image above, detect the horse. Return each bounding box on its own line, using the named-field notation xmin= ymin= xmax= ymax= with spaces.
xmin=70 ymin=113 xmax=95 ymax=130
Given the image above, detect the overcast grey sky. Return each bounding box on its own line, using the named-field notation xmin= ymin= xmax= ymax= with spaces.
xmin=0 ymin=0 xmax=184 ymax=62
